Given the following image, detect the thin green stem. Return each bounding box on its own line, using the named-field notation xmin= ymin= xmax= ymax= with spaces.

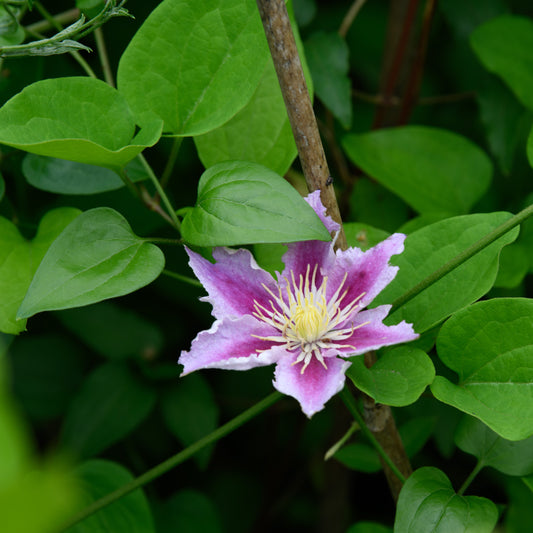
xmin=162 ymin=269 xmax=202 ymax=288
xmin=117 ymin=168 xmax=141 ymax=198
xmin=58 ymin=391 xmax=283 ymax=532
xmin=340 ymin=388 xmax=406 ymax=484
xmin=391 ymin=203 xmax=533 ymax=315
xmin=160 ymin=137 xmax=183 ymax=190
xmin=138 ymin=154 xmax=181 ymax=232
xmin=25 ymin=7 xmax=79 ymax=34
xmin=94 ymin=26 xmax=115 ymax=87
xmin=458 ymin=461 xmax=484 ymax=496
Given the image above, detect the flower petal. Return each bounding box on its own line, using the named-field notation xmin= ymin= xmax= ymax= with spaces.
xmin=327 ymin=233 xmax=406 ymax=309
xmin=273 ymin=355 xmax=351 ymax=417
xmin=179 ymin=315 xmax=282 ymax=374
xmin=281 ymin=191 xmax=338 ymax=280
xmin=186 ymin=246 xmax=277 ymax=319
xmin=335 ymin=305 xmax=418 ymax=356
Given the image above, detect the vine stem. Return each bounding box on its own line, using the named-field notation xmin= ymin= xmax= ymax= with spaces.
xmin=390 ymin=203 xmax=533 ymax=314
xmin=58 ymin=391 xmax=283 ymax=531
xmin=94 ymin=26 xmax=115 ymax=87
xmin=162 ymin=269 xmax=203 ymax=288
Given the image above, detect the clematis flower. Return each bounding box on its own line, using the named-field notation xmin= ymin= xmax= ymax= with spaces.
xmin=179 ymin=191 xmax=418 ymax=417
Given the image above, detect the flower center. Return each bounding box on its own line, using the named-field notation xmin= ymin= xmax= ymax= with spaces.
xmin=252 ymin=265 xmax=368 ymax=374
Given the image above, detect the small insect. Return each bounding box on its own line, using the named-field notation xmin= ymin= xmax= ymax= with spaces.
xmin=325 ymin=175 xmax=333 ymax=186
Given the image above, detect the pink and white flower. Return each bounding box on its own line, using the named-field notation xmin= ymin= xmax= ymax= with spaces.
xmin=179 ymin=191 xmax=418 ymax=417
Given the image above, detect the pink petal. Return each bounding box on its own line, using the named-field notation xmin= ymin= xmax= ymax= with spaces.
xmin=186 ymin=247 xmax=277 ymax=319
xmin=281 ymin=191 xmax=338 ymax=281
xmin=327 ymin=233 xmax=406 ymax=309
xmin=179 ymin=315 xmax=282 ymax=374
xmin=335 ymin=305 xmax=418 ymax=356
xmin=273 ymin=355 xmax=351 ymax=417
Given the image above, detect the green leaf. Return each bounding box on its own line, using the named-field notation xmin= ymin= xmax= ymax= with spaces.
xmin=347 ymin=346 xmax=435 ymax=407
xmin=22 ymin=154 xmax=148 ymax=195
xmin=334 ymin=442 xmax=381 ymax=473
xmin=305 ymin=31 xmax=352 ymax=128
xmin=155 ymin=490 xmax=222 ymax=533
xmin=181 ymin=161 xmax=332 ymax=246
xmin=58 ymin=301 xmax=163 ymax=360
xmin=394 ymin=467 xmax=498 ymax=533
xmin=455 ymin=415 xmax=533 ymax=476
xmin=373 ymin=212 xmax=519 ymax=333
xmin=0 ymin=172 xmax=4 ymax=201
xmin=69 ymin=459 xmax=155 ymax=533
xmin=8 ymin=335 xmax=85 ymax=421
xmin=61 ymin=362 xmax=156 ymax=458
xmin=527 ymin=125 xmax=533 ymax=170
xmin=471 ymin=15 xmax=533 ymax=110
xmin=161 ymin=374 xmax=219 ymax=469
xmin=117 ymin=0 xmax=269 ymax=136
xmin=0 ymin=7 xmax=24 ymax=47
xmin=432 ymin=298 xmax=533 ymax=441
xmin=505 ymin=477 xmax=533 ymax=533
xmin=0 ymin=207 xmax=81 ymax=334
xmin=17 ymin=207 xmax=165 ymax=319
xmin=194 ymin=0 xmax=308 ymax=175
xmin=342 ymin=126 xmax=492 ymax=215
xmin=0 ymin=77 xmax=162 ymax=170
xmin=493 ymin=242 xmax=529 ymax=288
xmin=347 ymin=522 xmax=392 ymax=533
xmin=344 ymin=222 xmax=390 ymax=251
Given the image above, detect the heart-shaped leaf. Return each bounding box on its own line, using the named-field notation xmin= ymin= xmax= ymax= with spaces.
xmin=117 ymin=0 xmax=269 ymax=136
xmin=181 ymin=161 xmax=332 ymax=246
xmin=0 ymin=77 xmax=162 ymax=170
xmin=394 ymin=467 xmax=498 ymax=533
xmin=432 ymin=298 xmax=533 ymax=440
xmin=17 ymin=208 xmax=165 ymax=318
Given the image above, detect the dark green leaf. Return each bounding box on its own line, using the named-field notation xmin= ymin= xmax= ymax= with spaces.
xmin=394 ymin=467 xmax=498 ymax=533
xmin=334 ymin=442 xmax=381 ymax=473
xmin=181 ymin=161 xmax=331 ymax=246
xmin=455 ymin=415 xmax=533 ymax=476
xmin=17 ymin=208 xmax=165 ymax=319
xmin=117 ymin=0 xmax=269 ymax=136
xmin=344 ymin=222 xmax=390 ymax=251
xmin=342 ymin=126 xmax=492 ymax=215
xmin=432 ymin=298 xmax=533 ymax=440
xmin=69 ymin=459 xmax=155 ymax=533
xmin=0 ymin=172 xmax=4 ymax=201
xmin=61 ymin=362 xmax=156 ymax=457
xmin=347 ymin=522 xmax=392 ymax=533
xmin=493 ymin=242 xmax=529 ymax=288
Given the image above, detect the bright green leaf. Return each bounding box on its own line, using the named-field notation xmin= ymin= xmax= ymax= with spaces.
xmin=117 ymin=0 xmax=269 ymax=136
xmin=373 ymin=212 xmax=519 ymax=333
xmin=0 ymin=207 xmax=81 ymax=334
xmin=471 ymin=15 xmax=533 ymax=110
xmin=17 ymin=207 xmax=165 ymax=319
xmin=455 ymin=415 xmax=533 ymax=476
xmin=305 ymin=31 xmax=352 ymax=128
xmin=394 ymin=467 xmax=498 ymax=533
xmin=342 ymin=126 xmax=492 ymax=215
xmin=22 ymin=154 xmax=148 ymax=195
xmin=181 ymin=161 xmax=332 ymax=246
xmin=344 ymin=222 xmax=390 ymax=251
xmin=161 ymin=374 xmax=219 ymax=469
xmin=432 ymin=298 xmax=533 ymax=440
xmin=61 ymin=362 xmax=157 ymax=458
xmin=69 ymin=459 xmax=155 ymax=533
xmin=347 ymin=346 xmax=435 ymax=406
xmin=0 ymin=77 xmax=162 ymax=170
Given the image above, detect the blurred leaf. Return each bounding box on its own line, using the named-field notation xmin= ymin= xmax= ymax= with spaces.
xmin=433 ymin=298 xmax=533 ymax=440
xmin=347 ymin=346 xmax=435 ymax=406
xmin=455 ymin=415 xmax=533 ymax=476
xmin=305 ymin=31 xmax=351 ymax=128
xmin=194 ymin=1 xmax=309 ymax=175
xmin=397 ymin=213 xmax=450 ymax=235
xmin=117 ymin=0 xmax=268 ymax=136
xmin=161 ymin=374 xmax=219 ymax=469
xmin=0 ymin=77 xmax=162 ymax=170
xmin=334 ymin=442 xmax=381 ymax=473
xmin=253 ymin=243 xmax=287 ymax=276
xmin=22 ymin=154 xmax=148 ymax=195
xmin=344 ymin=222 xmax=390 ymax=251
xmin=293 ymin=0 xmax=316 ymax=27
xmin=493 ymin=243 xmax=529 ymax=288
xmin=8 ymin=335 xmax=85 ymax=421
xmin=17 ymin=208 xmax=165 ymax=319
xmin=343 ymin=126 xmax=492 ymax=215
xmin=58 ymin=301 xmax=163 ymax=360
xmin=347 ymin=522 xmax=392 ymax=533
xmin=0 ymin=7 xmax=24 ymax=47
xmin=69 ymin=459 xmax=155 ymax=533
xmin=394 ymin=467 xmax=498 ymax=532
xmin=155 ymin=490 xmax=222 ymax=533
xmin=0 ymin=207 xmax=81 ymax=334
xmin=505 ymin=477 xmax=533 ymax=533
xmin=61 ymin=362 xmax=156 ymax=457
xmin=400 ymin=416 xmax=436 ymax=458
xmin=374 ymin=212 xmax=519 ymax=333
xmin=181 ymin=161 xmax=331 ymax=246
xmin=471 ymin=15 xmax=533 ymax=110
xmin=0 ymin=172 xmax=4 ymax=201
